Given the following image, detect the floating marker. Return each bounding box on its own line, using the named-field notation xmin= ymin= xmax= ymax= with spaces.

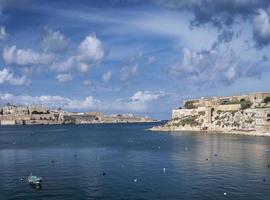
xmin=134 ymin=178 xmax=137 ymax=182
xmin=163 ymin=168 xmax=166 ymax=173
xmin=224 ymin=192 xmax=227 ymax=196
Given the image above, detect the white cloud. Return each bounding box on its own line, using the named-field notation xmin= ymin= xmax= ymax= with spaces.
xmin=0 ymin=26 xmax=8 ymax=40
xmin=3 ymin=45 xmax=54 ymax=65
xmin=0 ymin=68 xmax=28 ymax=85
xmin=41 ymin=27 xmax=69 ymax=52
xmin=102 ymin=70 xmax=112 ymax=82
xmin=169 ymin=47 xmax=239 ymax=86
xmin=77 ymin=35 xmax=105 ymax=63
xmin=56 ymin=73 xmax=72 ymax=83
xmin=253 ymin=9 xmax=270 ymax=48
xmin=131 ymin=91 xmax=166 ymax=102
xmin=51 ymin=34 xmax=105 ymax=72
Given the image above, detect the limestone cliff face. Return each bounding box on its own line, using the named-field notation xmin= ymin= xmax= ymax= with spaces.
xmin=164 ymin=109 xmax=258 ymax=132
xmin=151 ymin=93 xmax=270 ymax=134
xmin=152 ymin=107 xmax=270 ymax=134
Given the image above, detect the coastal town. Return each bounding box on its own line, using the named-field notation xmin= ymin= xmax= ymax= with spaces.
xmin=151 ymin=92 xmax=270 ymax=136
xmin=0 ymin=103 xmax=157 ymax=125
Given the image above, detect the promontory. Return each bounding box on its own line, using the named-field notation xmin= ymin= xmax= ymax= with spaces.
xmin=151 ymin=92 xmax=270 ymax=136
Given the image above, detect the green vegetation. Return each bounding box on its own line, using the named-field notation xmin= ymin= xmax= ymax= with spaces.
xmin=240 ymin=99 xmax=252 ymax=110
xmin=220 ymin=99 xmax=240 ymax=105
xmin=184 ymin=101 xmax=197 ymax=109
xmin=221 ymin=98 xmax=252 ymax=109
xmin=178 ymin=115 xmax=200 ymax=127
xmin=264 ymin=96 xmax=270 ymax=104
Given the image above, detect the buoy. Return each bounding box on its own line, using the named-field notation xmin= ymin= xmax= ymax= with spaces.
xmin=102 ymin=171 xmax=106 ymax=176
xmin=134 ymin=178 xmax=137 ymax=182
xmin=214 ymin=154 xmax=218 ymax=157
xmin=224 ymin=192 xmax=227 ymax=196
xmin=51 ymin=160 xmax=54 ymax=164
xmin=263 ymin=178 xmax=266 ymax=182
xmin=163 ymin=168 xmax=166 ymax=173
xmin=206 ymin=158 xmax=209 ymax=161
xmin=74 ymin=154 xmax=77 ymax=158
xmin=268 ymin=164 xmax=270 ymax=168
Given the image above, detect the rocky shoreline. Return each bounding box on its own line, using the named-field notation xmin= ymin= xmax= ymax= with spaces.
xmin=149 ymin=126 xmax=270 ymax=137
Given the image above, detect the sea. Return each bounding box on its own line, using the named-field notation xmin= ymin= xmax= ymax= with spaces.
xmin=0 ymin=123 xmax=270 ymax=200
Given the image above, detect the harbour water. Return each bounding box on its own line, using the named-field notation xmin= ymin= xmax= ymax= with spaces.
xmin=1 ymin=123 xmax=270 ymax=200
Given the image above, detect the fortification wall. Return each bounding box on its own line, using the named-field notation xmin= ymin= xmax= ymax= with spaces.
xmin=216 ymin=104 xmax=241 ymax=111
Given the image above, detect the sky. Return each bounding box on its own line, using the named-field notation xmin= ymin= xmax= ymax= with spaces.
xmin=0 ymin=0 xmax=270 ymax=119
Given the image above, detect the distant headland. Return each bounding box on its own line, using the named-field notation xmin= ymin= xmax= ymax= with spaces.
xmin=0 ymin=103 xmax=157 ymax=125
xmin=151 ymin=92 xmax=270 ymax=136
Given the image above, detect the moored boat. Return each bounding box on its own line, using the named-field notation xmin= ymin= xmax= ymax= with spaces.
xmin=28 ymin=173 xmax=42 ymax=186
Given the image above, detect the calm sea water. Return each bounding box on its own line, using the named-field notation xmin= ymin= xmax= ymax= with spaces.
xmin=1 ymin=123 xmax=270 ymax=200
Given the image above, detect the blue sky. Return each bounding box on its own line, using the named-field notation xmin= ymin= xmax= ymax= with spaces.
xmin=0 ymin=0 xmax=270 ymax=119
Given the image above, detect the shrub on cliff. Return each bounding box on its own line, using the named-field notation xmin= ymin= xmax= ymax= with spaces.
xmin=264 ymin=97 xmax=270 ymax=104
xmin=240 ymin=100 xmax=252 ymax=109
xmin=179 ymin=116 xmax=200 ymax=126
xmin=184 ymin=101 xmax=196 ymax=109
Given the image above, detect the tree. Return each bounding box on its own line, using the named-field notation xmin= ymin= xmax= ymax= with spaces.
xmin=264 ymin=96 xmax=270 ymax=104
xmin=240 ymin=100 xmax=252 ymax=110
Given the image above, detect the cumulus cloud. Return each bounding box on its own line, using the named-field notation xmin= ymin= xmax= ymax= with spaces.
xmin=77 ymin=35 xmax=105 ymax=63
xmin=131 ymin=91 xmax=166 ymax=102
xmin=116 ymin=90 xmax=174 ymax=112
xmin=51 ymin=34 xmax=105 ymax=72
xmin=41 ymin=27 xmax=69 ymax=52
xmin=102 ymin=70 xmax=112 ymax=82
xmin=0 ymin=26 xmax=8 ymax=40
xmin=3 ymin=45 xmax=54 ymax=66
xmin=56 ymin=73 xmax=72 ymax=83
xmin=0 ymin=68 xmax=28 ymax=85
xmin=169 ymin=48 xmax=239 ymax=86
xmin=253 ymin=9 xmax=270 ymax=48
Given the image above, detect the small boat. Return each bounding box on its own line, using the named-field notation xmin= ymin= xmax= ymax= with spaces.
xmin=28 ymin=173 xmax=42 ymax=186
